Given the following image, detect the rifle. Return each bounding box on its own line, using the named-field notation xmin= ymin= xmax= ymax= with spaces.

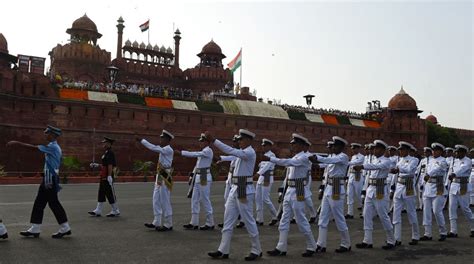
xmin=186 ymin=171 xmax=195 ymax=198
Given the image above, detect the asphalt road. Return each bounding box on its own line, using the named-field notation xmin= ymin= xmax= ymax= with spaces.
xmin=0 ymin=182 xmax=473 ymax=264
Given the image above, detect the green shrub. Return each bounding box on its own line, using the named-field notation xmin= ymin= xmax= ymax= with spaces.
xmin=62 ymin=156 xmax=82 ymax=172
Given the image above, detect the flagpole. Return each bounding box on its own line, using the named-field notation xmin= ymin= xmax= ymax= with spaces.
xmin=147 ymin=19 xmax=150 ymax=45
xmin=239 ymin=48 xmax=242 ymax=86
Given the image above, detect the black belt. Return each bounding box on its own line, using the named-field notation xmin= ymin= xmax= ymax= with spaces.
xmin=453 ymin=177 xmax=469 ymax=183
xmin=287 ymin=178 xmax=307 ymax=187
xmin=368 ymin=178 xmax=387 ymax=185
xmin=428 ymin=176 xmax=444 ymax=184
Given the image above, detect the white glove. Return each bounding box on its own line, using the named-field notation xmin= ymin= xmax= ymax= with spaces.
xmin=107 ymin=176 xmax=113 ymax=186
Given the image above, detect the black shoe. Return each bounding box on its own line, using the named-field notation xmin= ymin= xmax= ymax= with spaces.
xmin=52 ymin=230 xmax=71 ymax=239
xmin=395 ymin=241 xmax=402 ymax=246
xmin=183 ymin=224 xmax=198 ymax=230
xmin=106 ymin=212 xmax=120 ymax=217
xmin=0 ymin=233 xmax=8 ymax=239
xmin=199 ymin=225 xmax=215 ymax=231
xmin=447 ymin=232 xmax=458 ymax=238
xmin=208 ymin=251 xmax=229 ymax=259
xmin=357 ymin=207 xmax=363 ymax=211
xmin=402 ymin=209 xmax=407 ymax=214
xmin=345 ymin=214 xmax=354 ymax=219
xmin=302 ymin=250 xmax=315 ymax=257
xmin=408 ymin=239 xmax=418 ymax=245
xmin=315 ymin=245 xmax=326 ymax=253
xmin=156 ymin=226 xmax=173 ymax=232
xmin=356 ymin=242 xmax=373 ymax=249
xmin=88 ymin=211 xmax=101 ymax=217
xmin=420 ymin=236 xmax=432 ymax=241
xmin=255 ymin=221 xmax=264 ymax=226
xmin=244 ymin=252 xmax=262 ymax=261
xmin=416 ymin=208 xmax=423 ymax=212
xmin=438 ymin=235 xmax=447 ymax=241
xmin=309 ymin=217 xmax=316 ymax=223
xmin=471 ymin=231 xmax=474 ymax=238
xmin=290 ymin=219 xmax=296 ymax=224
xmin=382 ymin=243 xmax=395 ymax=250
xmin=144 ymin=223 xmax=156 ymax=229
xmin=267 ymin=248 xmax=286 ymax=256
xmin=217 ymin=223 xmax=224 ymax=228
xmin=470 ymin=204 xmax=474 ymax=208
xmin=19 ymin=231 xmax=40 ymax=238
xmin=268 ymin=219 xmax=278 ymax=226
xmin=236 ymin=222 xmax=245 ymax=228
xmin=335 ymin=246 xmax=351 ymax=253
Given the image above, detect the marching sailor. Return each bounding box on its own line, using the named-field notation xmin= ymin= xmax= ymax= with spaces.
xmin=360 ymin=143 xmax=375 ymax=219
xmin=346 ymin=143 xmax=365 ymax=219
xmin=207 ymin=129 xmax=262 ymax=261
xmin=447 ymin=145 xmax=474 ymax=238
xmin=420 ymin=142 xmax=448 ymax=241
xmin=387 ymin=146 xmax=399 ymax=212
xmin=444 ymin=147 xmax=455 ymax=209
xmin=216 ymin=135 xmax=245 ymax=228
xmin=266 ymin=133 xmax=317 ymax=257
xmin=7 ymin=125 xmax=72 ymax=238
xmin=176 ymin=133 xmax=215 ymax=230
xmin=389 ymin=141 xmax=420 ymax=246
xmin=137 ymin=130 xmax=174 ymax=232
xmin=312 ymin=136 xmax=351 ymax=253
xmin=88 ymin=137 xmax=120 ymax=217
xmin=354 ymin=140 xmax=395 ymax=250
xmin=255 ymin=138 xmax=278 ymax=226
xmin=415 ymin=147 xmax=432 ymax=211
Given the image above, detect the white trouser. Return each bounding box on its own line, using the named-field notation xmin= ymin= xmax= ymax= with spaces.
xmin=393 ymin=195 xmax=419 ymax=241
xmin=224 ymin=181 xmax=231 ymax=201
xmin=448 ymin=193 xmax=474 ymax=234
xmin=0 ymin=222 xmax=7 ymax=235
xmin=218 ymin=192 xmax=261 ymax=255
xmin=347 ymin=179 xmax=363 ymax=215
xmin=152 ymin=184 xmax=173 ymax=228
xmin=256 ymin=183 xmax=277 ymax=222
xmin=363 ymin=196 xmax=394 ymax=245
xmin=276 ymin=191 xmax=316 ymax=252
xmin=190 ymin=182 xmax=214 ymax=226
xmin=422 ymin=196 xmax=447 ymax=237
xmin=318 ymin=194 xmax=350 ymax=248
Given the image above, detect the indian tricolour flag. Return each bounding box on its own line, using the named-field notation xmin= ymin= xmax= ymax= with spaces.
xmin=227 ymin=49 xmax=242 ymax=73
xmin=139 ymin=20 xmax=150 ymax=32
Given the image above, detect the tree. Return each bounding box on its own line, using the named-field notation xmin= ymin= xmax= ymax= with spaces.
xmin=427 ymin=122 xmax=462 ymax=147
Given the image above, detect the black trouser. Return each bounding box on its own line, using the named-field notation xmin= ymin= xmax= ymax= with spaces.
xmin=98 ymin=180 xmax=116 ymax=204
xmin=30 ymin=184 xmax=68 ymax=224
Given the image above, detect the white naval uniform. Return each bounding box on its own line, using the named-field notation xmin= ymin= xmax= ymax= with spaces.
xmin=444 ymin=156 xmax=455 ymax=208
xmin=221 ymin=156 xmax=237 ymax=202
xmin=316 ymin=153 xmax=351 ymax=249
xmin=391 ymin=156 xmax=420 ymax=242
xmin=141 ymin=139 xmax=173 ymax=228
xmin=214 ymin=140 xmax=261 ymax=255
xmin=255 ymin=150 xmax=277 ymax=223
xmin=422 ymin=156 xmax=448 ymax=237
xmin=346 ymin=153 xmax=365 ymax=216
xmin=270 ymin=151 xmax=317 ymax=252
xmin=361 ymin=154 xmax=374 ymax=217
xmin=361 ymin=155 xmax=395 ymax=245
xmin=182 ymin=146 xmax=215 ymax=227
xmin=448 ymin=156 xmax=474 ymax=234
xmin=303 ymin=152 xmax=317 ymax=219
xmin=470 ymin=158 xmax=474 ymax=205
xmin=414 ymin=156 xmax=424 ymax=210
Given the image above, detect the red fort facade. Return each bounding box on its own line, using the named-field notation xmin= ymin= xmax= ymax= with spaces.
xmin=0 ymin=15 xmax=472 ymax=174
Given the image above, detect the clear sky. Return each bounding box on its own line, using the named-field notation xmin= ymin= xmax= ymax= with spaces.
xmin=1 ymin=0 xmax=472 ymax=129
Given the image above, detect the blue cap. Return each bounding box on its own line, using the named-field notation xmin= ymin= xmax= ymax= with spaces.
xmin=44 ymin=125 xmax=62 ymax=136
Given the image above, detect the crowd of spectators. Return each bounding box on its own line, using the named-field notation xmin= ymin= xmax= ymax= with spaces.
xmin=278 ymin=104 xmax=376 ymax=120
xmin=55 ymin=77 xmax=378 ymax=120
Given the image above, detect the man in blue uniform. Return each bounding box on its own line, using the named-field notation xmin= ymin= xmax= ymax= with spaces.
xmin=7 ymin=125 xmax=71 ymax=238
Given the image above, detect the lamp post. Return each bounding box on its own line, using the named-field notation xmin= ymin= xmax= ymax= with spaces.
xmin=303 ymin=94 xmax=315 ymax=107
xmin=106 ymin=65 xmax=119 ymax=90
